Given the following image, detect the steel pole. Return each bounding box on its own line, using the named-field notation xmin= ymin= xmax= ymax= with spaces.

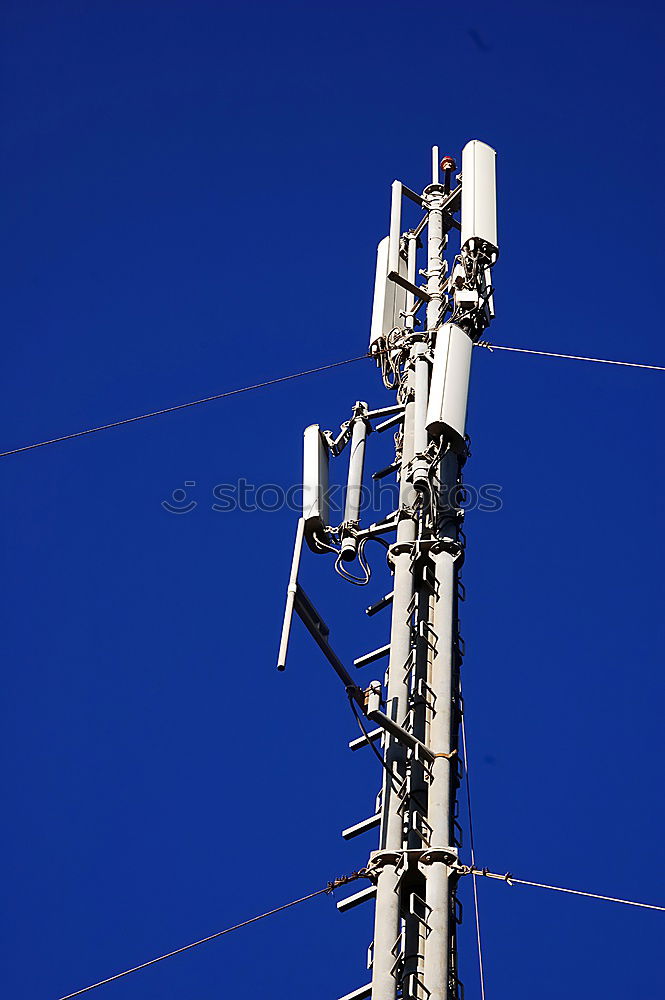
xmin=422 ymin=174 xmax=458 ymax=1000
xmin=370 ymin=359 xmax=417 ymax=1000
xmin=425 ymin=542 xmax=456 ymax=1000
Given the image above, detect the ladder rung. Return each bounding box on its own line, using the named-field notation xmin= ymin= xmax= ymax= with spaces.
xmin=354 ymin=644 xmax=391 ymax=669
xmin=375 ymin=411 xmax=405 ymax=433
xmin=337 ymin=885 xmax=377 ymax=914
xmin=372 ymin=460 xmax=399 ymax=480
xmin=348 ymin=728 xmax=382 ymax=751
xmin=338 ymin=985 xmax=372 ymax=1000
xmin=341 ymin=814 xmax=381 ymax=840
xmin=365 ymin=591 xmax=394 ymax=617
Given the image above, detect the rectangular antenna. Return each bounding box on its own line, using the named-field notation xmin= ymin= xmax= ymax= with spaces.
xmin=369 ymin=237 xmax=407 ymax=351
xmin=303 ymin=424 xmax=330 ymax=551
xmin=388 ymin=180 xmax=402 ymax=276
xmin=426 ymin=322 xmax=473 ymax=452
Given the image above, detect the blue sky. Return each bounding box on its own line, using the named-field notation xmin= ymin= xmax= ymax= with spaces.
xmin=2 ymin=2 xmax=664 ymax=998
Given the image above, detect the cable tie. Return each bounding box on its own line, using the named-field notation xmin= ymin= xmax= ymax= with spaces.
xmin=326 ymin=870 xmax=369 ymax=893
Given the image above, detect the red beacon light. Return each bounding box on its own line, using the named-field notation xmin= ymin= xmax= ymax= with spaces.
xmin=440 ymin=155 xmax=456 ymax=193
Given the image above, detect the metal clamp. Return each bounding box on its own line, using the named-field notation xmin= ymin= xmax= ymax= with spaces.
xmin=366 ymin=847 xmax=462 ymax=885
xmin=387 ymin=537 xmax=436 ymax=568
xmin=430 ymin=537 xmax=465 ymax=564
xmin=419 ymin=846 xmax=460 ymax=868
xmin=364 ymin=849 xmax=404 ymax=882
xmin=365 ymin=683 xmax=435 ymax=764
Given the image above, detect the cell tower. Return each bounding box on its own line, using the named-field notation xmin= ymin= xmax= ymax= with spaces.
xmin=278 ymin=140 xmax=498 ymax=1000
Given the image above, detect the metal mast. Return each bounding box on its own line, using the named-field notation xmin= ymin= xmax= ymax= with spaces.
xmin=278 ymin=140 xmax=498 ymax=1000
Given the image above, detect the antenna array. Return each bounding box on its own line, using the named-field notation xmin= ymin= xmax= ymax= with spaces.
xmin=278 ymin=140 xmax=499 ymax=1000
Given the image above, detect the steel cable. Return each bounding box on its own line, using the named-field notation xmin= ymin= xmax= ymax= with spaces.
xmin=2 ymin=343 xmax=664 ymax=460
xmin=476 ymin=341 xmax=665 ymax=371
xmin=458 ymin=867 xmax=665 ymax=913
xmin=56 ymin=871 xmax=368 ymax=999
xmin=0 ymin=355 xmax=372 ymax=459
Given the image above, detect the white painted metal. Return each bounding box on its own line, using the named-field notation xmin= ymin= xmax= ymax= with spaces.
xmin=341 ymin=405 xmax=369 ymax=561
xmin=425 ymin=322 xmax=473 ymax=452
xmin=337 ymin=884 xmax=378 ymax=911
xmin=339 ymin=984 xmax=372 ymax=1000
xmin=423 ymin=545 xmax=456 ymax=1000
xmin=302 ymin=423 xmax=329 ymax=551
xmin=370 ymin=237 xmax=407 ymax=352
xmin=388 ymin=180 xmax=402 ymax=277
xmin=341 ymin=814 xmax=381 ymax=840
xmin=421 ymin=182 xmax=455 ymax=1000
xmin=431 ymin=144 xmax=440 ymax=185
xmin=280 ymin=140 xmax=499 ymax=1000
xmin=276 ymin=517 xmax=305 ymax=672
xmin=461 ymin=139 xmax=498 ymax=255
xmin=370 ymin=359 xmax=417 ymax=1000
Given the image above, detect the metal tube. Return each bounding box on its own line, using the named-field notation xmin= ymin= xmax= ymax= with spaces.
xmin=373 ymin=152 xmax=475 ymax=1000
xmin=371 ymin=866 xmax=402 ymax=1000
xmin=425 ymin=189 xmax=445 ymax=334
xmin=422 ymin=181 xmax=459 ymax=1000
xmin=425 ymin=546 xmax=456 ymax=1000
xmin=401 ymin=539 xmax=433 ymax=1000
xmin=370 ymin=364 xmax=417 ymax=1000
xmin=406 ymin=229 xmax=430 ymax=491
xmin=341 ymin=407 xmax=369 ymax=561
xmin=277 ymin=518 xmax=305 ymax=671
xmin=405 ymin=233 xmax=417 ymax=329
xmin=375 ymin=413 xmax=404 ymax=434
xmin=365 ymin=403 xmax=405 ymax=420
xmin=411 ymin=347 xmax=429 ymax=490
xmin=400 ymin=202 xmax=441 ymax=993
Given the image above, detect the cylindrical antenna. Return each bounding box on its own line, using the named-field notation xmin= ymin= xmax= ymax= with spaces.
xmin=431 ymin=145 xmax=440 ymax=185
xmin=460 ymin=140 xmax=498 ymax=256
xmin=340 ymin=403 xmax=369 ymax=561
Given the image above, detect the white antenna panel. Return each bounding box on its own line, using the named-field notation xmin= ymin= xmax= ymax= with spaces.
xmin=369 ymin=237 xmax=407 ymax=352
xmin=461 ymin=140 xmax=498 ymax=258
xmin=425 ymin=323 xmax=472 ymax=453
xmin=302 ymin=424 xmax=330 ymax=551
